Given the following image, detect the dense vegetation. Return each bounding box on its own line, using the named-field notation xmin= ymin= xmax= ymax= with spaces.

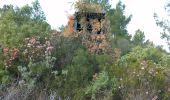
xmin=0 ymin=0 xmax=170 ymax=100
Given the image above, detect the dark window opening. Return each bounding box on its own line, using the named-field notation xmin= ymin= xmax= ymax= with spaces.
xmin=97 ymin=29 xmax=101 ymax=34
xmin=74 ymin=12 xmax=105 ymax=33
xmin=87 ymin=23 xmax=92 ymax=32
xmin=77 ymin=22 xmax=82 ymax=31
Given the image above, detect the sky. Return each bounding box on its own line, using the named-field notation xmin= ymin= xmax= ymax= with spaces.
xmin=0 ymin=0 xmax=169 ymax=51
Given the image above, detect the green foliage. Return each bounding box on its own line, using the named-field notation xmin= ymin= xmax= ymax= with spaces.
xmin=0 ymin=47 xmax=10 ymax=86
xmin=160 ymin=55 xmax=170 ymax=67
xmin=51 ymin=36 xmax=82 ymax=69
xmin=57 ymin=48 xmax=96 ymax=99
xmin=0 ymin=47 xmax=4 ymax=69
xmin=0 ymin=1 xmax=51 ymax=47
xmin=107 ymin=1 xmax=132 ymax=40
xmin=113 ymin=46 xmax=170 ymax=99
xmin=31 ymin=0 xmax=46 ymax=21
xmin=118 ymin=46 xmax=165 ymax=64
xmin=96 ymin=54 xmax=112 ymax=65
xmin=58 ymin=25 xmax=65 ymax=32
xmin=115 ymin=38 xmax=132 ymax=55
xmin=154 ymin=2 xmax=170 ymax=49
xmin=17 ymin=54 xmax=56 ymax=90
xmin=95 ymin=54 xmax=113 ymax=73
xmin=107 ymin=1 xmax=133 ymax=55
xmin=0 ymin=0 xmax=170 ymax=100
xmin=85 ymin=71 xmax=118 ymax=100
xmin=132 ymin=29 xmax=145 ymax=46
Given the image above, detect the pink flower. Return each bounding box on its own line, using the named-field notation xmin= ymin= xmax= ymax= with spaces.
xmin=45 ymin=41 xmax=51 ymax=46
xmin=3 ymin=48 xmax=9 ymax=53
xmin=46 ymin=46 xmax=53 ymax=51
xmin=29 ymin=37 xmax=36 ymax=44
xmin=168 ymin=88 xmax=170 ymax=92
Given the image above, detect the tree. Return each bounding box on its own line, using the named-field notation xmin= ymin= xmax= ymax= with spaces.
xmin=132 ymin=29 xmax=145 ymax=46
xmin=31 ymin=0 xmax=46 ymax=21
xmin=107 ymin=1 xmax=132 ymax=55
xmin=0 ymin=0 xmax=51 ymax=47
xmin=154 ymin=1 xmax=170 ymax=49
xmin=107 ymin=1 xmax=132 ymax=40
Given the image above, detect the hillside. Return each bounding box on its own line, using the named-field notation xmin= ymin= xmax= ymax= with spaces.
xmin=0 ymin=0 xmax=170 ymax=100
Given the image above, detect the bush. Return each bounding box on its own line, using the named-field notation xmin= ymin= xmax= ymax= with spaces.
xmin=112 ymin=46 xmax=170 ymax=99
xmin=85 ymin=71 xmax=118 ymax=100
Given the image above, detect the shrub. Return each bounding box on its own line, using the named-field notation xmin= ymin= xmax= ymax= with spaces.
xmin=112 ymin=46 xmax=170 ymax=99
xmin=85 ymin=71 xmax=118 ymax=100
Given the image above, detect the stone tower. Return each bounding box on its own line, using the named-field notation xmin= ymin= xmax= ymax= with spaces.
xmin=63 ymin=1 xmax=114 ymax=55
xmin=73 ymin=11 xmax=111 ymax=54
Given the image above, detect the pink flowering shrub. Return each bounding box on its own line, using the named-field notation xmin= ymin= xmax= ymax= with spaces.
xmin=111 ymin=46 xmax=170 ymax=99
xmin=3 ymin=48 xmax=19 ymax=67
xmin=1 ymin=36 xmax=55 ymax=83
xmin=22 ymin=36 xmax=53 ymax=63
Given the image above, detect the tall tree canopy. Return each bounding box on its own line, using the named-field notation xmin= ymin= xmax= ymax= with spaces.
xmin=154 ymin=1 xmax=170 ymax=50
xmin=107 ymin=1 xmax=132 ymax=40
xmin=0 ymin=0 xmax=51 ymax=47
xmin=132 ymin=29 xmax=145 ymax=46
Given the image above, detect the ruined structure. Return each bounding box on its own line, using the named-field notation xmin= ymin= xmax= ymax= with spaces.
xmin=74 ymin=12 xmax=105 ymax=33
xmin=63 ymin=1 xmax=114 ymax=55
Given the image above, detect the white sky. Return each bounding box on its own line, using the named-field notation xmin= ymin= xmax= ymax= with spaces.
xmin=0 ymin=0 xmax=169 ymax=51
